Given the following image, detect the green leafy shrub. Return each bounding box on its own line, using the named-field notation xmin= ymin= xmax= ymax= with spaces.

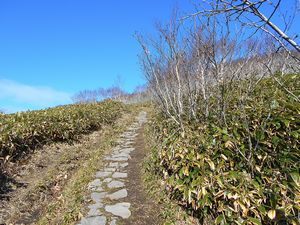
xmin=149 ymin=75 xmax=300 ymax=224
xmin=0 ymin=100 xmax=126 ymax=160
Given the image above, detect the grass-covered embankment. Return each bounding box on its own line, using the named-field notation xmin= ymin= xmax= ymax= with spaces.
xmin=0 ymin=100 xmax=125 ymax=161
xmin=0 ymin=102 xmax=140 ymax=224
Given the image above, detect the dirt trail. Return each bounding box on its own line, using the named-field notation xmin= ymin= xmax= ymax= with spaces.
xmin=77 ymin=112 xmax=162 ymax=225
xmin=125 ymin=123 xmax=162 ymax=225
xmin=0 ymin=111 xmax=162 ymax=225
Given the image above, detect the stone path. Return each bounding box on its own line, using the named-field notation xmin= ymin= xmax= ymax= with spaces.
xmin=77 ymin=112 xmax=147 ymax=225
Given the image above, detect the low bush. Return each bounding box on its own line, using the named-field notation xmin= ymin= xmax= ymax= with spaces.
xmin=0 ymin=100 xmax=126 ymax=160
xmin=148 ymin=75 xmax=300 ymax=224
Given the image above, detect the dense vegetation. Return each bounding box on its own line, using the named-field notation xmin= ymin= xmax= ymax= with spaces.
xmin=0 ymin=100 xmax=125 ymax=161
xmin=147 ymin=75 xmax=300 ymax=224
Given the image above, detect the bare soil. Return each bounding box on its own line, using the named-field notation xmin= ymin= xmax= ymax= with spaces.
xmin=124 ymin=125 xmax=163 ymax=225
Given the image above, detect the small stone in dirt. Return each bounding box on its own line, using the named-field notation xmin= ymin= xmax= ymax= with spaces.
xmin=119 ymin=162 xmax=128 ymax=168
xmin=107 ymin=189 xmax=128 ymax=200
xmin=112 ymin=172 xmax=127 ymax=178
xmin=109 ymin=162 xmax=119 ymax=167
xmin=110 ymin=218 xmax=117 ymax=225
xmin=79 ymin=215 xmax=107 ymax=225
xmin=121 ymin=147 xmax=135 ymax=153
xmin=95 ymin=171 xmax=112 ymax=178
xmin=105 ymin=202 xmax=131 ymax=219
xmin=121 ymin=132 xmax=132 ymax=138
xmin=91 ymin=192 xmax=107 ymax=203
xmin=104 ymin=167 xmax=116 ymax=172
xmin=103 ymin=177 xmax=112 ymax=183
xmin=87 ymin=203 xmax=103 ymax=216
xmin=116 ymin=139 xmax=124 ymax=144
xmin=123 ymin=141 xmax=134 ymax=145
xmin=123 ymin=133 xmax=137 ymax=139
xmin=106 ymin=156 xmax=128 ymax=162
xmin=88 ymin=179 xmax=102 ymax=190
xmin=112 ymin=152 xmax=130 ymax=159
xmin=107 ymin=180 xmax=125 ymax=189
xmin=112 ymin=146 xmax=121 ymax=151
xmin=95 ymin=186 xmax=104 ymax=191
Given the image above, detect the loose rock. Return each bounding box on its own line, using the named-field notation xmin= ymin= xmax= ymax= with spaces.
xmin=91 ymin=192 xmax=107 ymax=203
xmin=79 ymin=216 xmax=107 ymax=225
xmin=107 ymin=180 xmax=125 ymax=189
xmin=107 ymin=189 xmax=128 ymax=200
xmin=95 ymin=171 xmax=112 ymax=178
xmin=105 ymin=202 xmax=131 ymax=219
xmin=112 ymin=172 xmax=127 ymax=178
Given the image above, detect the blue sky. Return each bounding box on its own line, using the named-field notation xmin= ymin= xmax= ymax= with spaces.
xmin=0 ymin=0 xmax=187 ymax=112
xmin=0 ymin=0 xmax=299 ymax=113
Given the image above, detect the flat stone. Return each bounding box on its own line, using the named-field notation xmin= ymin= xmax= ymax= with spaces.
xmin=93 ymin=186 xmax=103 ymax=192
xmin=121 ymin=147 xmax=135 ymax=154
xmin=110 ymin=218 xmax=117 ymax=225
xmin=112 ymin=172 xmax=127 ymax=178
xmin=107 ymin=189 xmax=128 ymax=200
xmin=104 ymin=167 xmax=116 ymax=172
xmin=104 ymin=156 xmax=119 ymax=161
xmin=112 ymin=152 xmax=130 ymax=158
xmin=112 ymin=146 xmax=121 ymax=151
xmin=121 ymin=132 xmax=132 ymax=137
xmin=109 ymin=162 xmax=119 ymax=167
xmin=116 ymin=139 xmax=124 ymax=144
xmin=79 ymin=216 xmax=107 ymax=225
xmin=112 ymin=151 xmax=120 ymax=155
xmin=103 ymin=178 xmax=112 ymax=183
xmin=87 ymin=203 xmax=103 ymax=216
xmin=123 ymin=133 xmax=137 ymax=138
xmin=95 ymin=171 xmax=112 ymax=178
xmin=106 ymin=157 xmax=128 ymax=162
xmin=88 ymin=179 xmax=102 ymax=190
xmin=119 ymin=162 xmax=128 ymax=168
xmin=107 ymin=180 xmax=125 ymax=189
xmin=88 ymin=203 xmax=104 ymax=210
xmin=123 ymin=137 xmax=135 ymax=141
xmin=91 ymin=192 xmax=107 ymax=203
xmin=105 ymin=202 xmax=131 ymax=219
xmin=123 ymin=141 xmax=133 ymax=146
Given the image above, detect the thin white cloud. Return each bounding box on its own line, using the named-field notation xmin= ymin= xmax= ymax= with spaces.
xmin=0 ymin=79 xmax=71 ymax=107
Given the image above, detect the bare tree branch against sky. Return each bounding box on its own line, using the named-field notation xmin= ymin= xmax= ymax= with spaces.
xmin=0 ymin=0 xmax=298 ymax=112
xmin=184 ymin=0 xmax=300 ymax=54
